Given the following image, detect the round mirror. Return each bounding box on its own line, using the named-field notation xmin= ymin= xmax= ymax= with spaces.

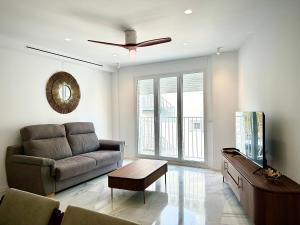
xmin=58 ymin=83 xmax=72 ymax=102
xmin=46 ymin=71 xmax=80 ymax=114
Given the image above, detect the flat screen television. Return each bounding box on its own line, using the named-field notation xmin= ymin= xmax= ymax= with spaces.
xmin=235 ymin=112 xmax=267 ymax=168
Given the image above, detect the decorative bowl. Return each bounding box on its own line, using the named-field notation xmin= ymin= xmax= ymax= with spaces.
xmin=264 ymin=168 xmax=281 ymax=183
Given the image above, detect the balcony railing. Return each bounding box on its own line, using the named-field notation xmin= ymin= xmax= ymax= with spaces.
xmin=138 ymin=116 xmax=204 ymax=161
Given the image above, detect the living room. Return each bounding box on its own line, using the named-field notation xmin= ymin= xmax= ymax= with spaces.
xmin=0 ymin=1 xmax=299 ymax=225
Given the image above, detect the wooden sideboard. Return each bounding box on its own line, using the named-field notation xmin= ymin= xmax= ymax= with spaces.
xmin=222 ymin=151 xmax=300 ymax=225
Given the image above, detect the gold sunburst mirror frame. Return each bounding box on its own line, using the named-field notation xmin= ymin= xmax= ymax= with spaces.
xmin=46 ymin=71 xmax=81 ymax=114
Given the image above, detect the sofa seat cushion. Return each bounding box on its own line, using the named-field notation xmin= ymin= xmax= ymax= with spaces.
xmin=64 ymin=122 xmax=100 ymax=155
xmin=55 ymin=156 xmax=97 ymax=181
xmin=81 ymin=150 xmax=121 ymax=167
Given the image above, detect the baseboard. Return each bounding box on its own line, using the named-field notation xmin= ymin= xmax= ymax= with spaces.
xmin=167 ymin=160 xmax=210 ymax=169
xmin=124 ymin=156 xmax=221 ymax=171
xmin=124 ymin=156 xmax=138 ymax=160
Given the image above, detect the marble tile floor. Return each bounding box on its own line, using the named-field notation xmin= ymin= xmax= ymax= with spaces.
xmin=54 ymin=161 xmax=252 ymax=225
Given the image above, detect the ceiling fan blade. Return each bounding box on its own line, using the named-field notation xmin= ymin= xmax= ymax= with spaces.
xmin=136 ymin=37 xmax=172 ymax=47
xmin=88 ymin=40 xmax=125 ymax=47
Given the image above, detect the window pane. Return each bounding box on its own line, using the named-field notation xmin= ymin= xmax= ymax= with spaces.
xmin=137 ymin=79 xmax=155 ymax=155
xmin=182 ymin=73 xmax=204 ymax=161
xmin=159 ymin=76 xmax=178 ymax=158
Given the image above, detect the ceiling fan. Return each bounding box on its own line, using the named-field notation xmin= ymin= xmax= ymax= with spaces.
xmin=88 ymin=30 xmax=172 ymax=57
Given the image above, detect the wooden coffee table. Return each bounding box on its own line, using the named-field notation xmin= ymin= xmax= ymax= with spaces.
xmin=108 ymin=159 xmax=168 ymax=204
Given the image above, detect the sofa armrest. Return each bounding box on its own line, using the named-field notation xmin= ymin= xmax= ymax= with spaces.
xmin=10 ymin=155 xmax=55 ymax=167
xmin=6 ymin=146 xmax=56 ymax=196
xmin=99 ymin=139 xmax=125 ymax=167
xmin=99 ymin=139 xmax=125 ymax=151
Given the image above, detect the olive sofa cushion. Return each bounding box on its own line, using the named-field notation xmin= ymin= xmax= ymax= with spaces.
xmin=64 ymin=122 xmax=99 ymax=155
xmin=61 ymin=206 xmax=139 ymax=225
xmin=21 ymin=124 xmax=72 ymax=160
xmin=0 ymin=188 xmax=59 ymax=225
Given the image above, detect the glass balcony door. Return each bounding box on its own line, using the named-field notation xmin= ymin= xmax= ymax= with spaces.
xmin=137 ymin=72 xmax=205 ymax=163
xmin=159 ymin=76 xmax=178 ymax=158
xmin=137 ymin=79 xmax=155 ymax=156
xmin=182 ymin=73 xmax=204 ymax=162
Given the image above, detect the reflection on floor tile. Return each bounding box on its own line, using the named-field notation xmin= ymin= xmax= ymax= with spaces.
xmin=54 ymin=161 xmax=252 ymax=225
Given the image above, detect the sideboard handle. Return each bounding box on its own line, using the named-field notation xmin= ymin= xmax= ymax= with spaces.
xmin=238 ymin=176 xmax=243 ymax=189
xmin=224 ymin=161 xmax=228 ymax=170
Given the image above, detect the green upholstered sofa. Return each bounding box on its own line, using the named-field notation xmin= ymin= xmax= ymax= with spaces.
xmin=6 ymin=122 xmax=124 ymax=195
xmin=0 ymin=188 xmax=60 ymax=225
xmin=0 ymin=188 xmax=139 ymax=225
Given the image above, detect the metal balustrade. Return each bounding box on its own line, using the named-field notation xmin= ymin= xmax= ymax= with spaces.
xmin=138 ymin=116 xmax=204 ymax=161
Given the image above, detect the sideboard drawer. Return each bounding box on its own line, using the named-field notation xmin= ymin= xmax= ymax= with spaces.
xmin=223 ymin=160 xmax=242 ymax=200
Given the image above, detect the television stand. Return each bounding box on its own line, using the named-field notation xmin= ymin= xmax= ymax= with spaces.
xmin=222 ymin=151 xmax=300 ymax=225
xmin=252 ymin=167 xmax=264 ymax=175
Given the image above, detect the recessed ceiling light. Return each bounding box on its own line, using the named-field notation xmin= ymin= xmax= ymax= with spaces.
xmin=112 ymin=53 xmax=117 ymax=57
xmin=64 ymin=38 xmax=72 ymax=41
xmin=184 ymin=9 xmax=193 ymax=15
xmin=183 ymin=42 xmax=189 ymax=46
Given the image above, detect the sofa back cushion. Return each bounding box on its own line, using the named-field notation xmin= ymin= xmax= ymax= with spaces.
xmin=61 ymin=206 xmax=139 ymax=225
xmin=0 ymin=188 xmax=60 ymax=225
xmin=64 ymin=122 xmax=100 ymax=155
xmin=21 ymin=124 xmax=73 ymax=160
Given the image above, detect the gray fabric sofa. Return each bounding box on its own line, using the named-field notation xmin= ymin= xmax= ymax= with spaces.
xmin=6 ymin=122 xmax=124 ymax=195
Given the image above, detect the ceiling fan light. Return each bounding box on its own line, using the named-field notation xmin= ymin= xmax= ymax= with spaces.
xmin=129 ymin=49 xmax=137 ymax=57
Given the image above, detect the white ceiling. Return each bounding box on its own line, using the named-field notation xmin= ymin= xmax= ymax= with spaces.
xmin=0 ymin=0 xmax=281 ymax=67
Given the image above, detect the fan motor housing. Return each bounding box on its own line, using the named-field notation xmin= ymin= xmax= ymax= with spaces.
xmin=125 ymin=30 xmax=137 ymax=44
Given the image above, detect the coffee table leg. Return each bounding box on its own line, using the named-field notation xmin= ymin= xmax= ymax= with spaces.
xmin=165 ymin=173 xmax=167 ymax=188
xmin=143 ymin=191 xmax=146 ymax=204
xmin=111 ymin=188 xmax=113 ymax=201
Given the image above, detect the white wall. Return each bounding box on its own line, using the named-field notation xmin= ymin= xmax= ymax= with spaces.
xmin=0 ymin=44 xmax=113 ymax=192
xmin=113 ymin=52 xmax=238 ymax=169
xmin=211 ymin=53 xmax=239 ymax=168
xmin=239 ymin=1 xmax=300 ymax=183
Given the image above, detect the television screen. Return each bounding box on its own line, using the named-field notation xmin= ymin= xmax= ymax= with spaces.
xmin=235 ymin=112 xmax=265 ymax=168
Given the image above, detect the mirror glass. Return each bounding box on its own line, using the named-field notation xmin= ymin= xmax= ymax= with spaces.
xmin=58 ymin=83 xmax=71 ymax=102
